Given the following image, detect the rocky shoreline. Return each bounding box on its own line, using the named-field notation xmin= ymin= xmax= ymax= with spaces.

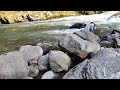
xmin=0 ymin=11 xmax=105 ymax=24
xmin=0 ymin=27 xmax=120 ymax=79
xmin=0 ymin=11 xmax=78 ymax=24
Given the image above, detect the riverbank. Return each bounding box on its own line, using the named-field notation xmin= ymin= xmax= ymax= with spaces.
xmin=0 ymin=11 xmax=79 ymax=24
xmin=0 ymin=11 xmax=105 ymax=24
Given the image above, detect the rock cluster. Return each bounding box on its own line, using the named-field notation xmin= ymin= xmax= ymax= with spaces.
xmin=1 ymin=27 xmax=120 ymax=79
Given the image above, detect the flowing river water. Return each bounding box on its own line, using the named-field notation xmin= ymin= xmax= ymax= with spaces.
xmin=0 ymin=11 xmax=120 ymax=53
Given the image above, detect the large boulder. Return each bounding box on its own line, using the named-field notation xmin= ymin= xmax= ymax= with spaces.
xmin=58 ymin=34 xmax=100 ymax=59
xmin=19 ymin=45 xmax=43 ymax=62
xmin=74 ymin=30 xmax=100 ymax=45
xmin=63 ymin=48 xmax=120 ymax=79
xmin=37 ymin=43 xmax=54 ymax=54
xmin=49 ymin=50 xmax=71 ymax=72
xmin=41 ymin=70 xmax=59 ymax=79
xmin=38 ymin=54 xmax=49 ymax=71
xmin=0 ymin=51 xmax=29 ymax=79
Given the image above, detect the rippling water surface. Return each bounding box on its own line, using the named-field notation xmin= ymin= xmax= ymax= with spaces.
xmin=0 ymin=11 xmax=120 ymax=53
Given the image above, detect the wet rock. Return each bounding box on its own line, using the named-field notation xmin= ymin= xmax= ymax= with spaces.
xmin=63 ymin=48 xmax=120 ymax=79
xmin=37 ymin=43 xmax=54 ymax=54
xmin=70 ymin=23 xmax=86 ymax=29
xmin=58 ymin=34 xmax=100 ymax=59
xmin=49 ymin=50 xmax=71 ymax=72
xmin=19 ymin=45 xmax=43 ymax=62
xmin=0 ymin=51 xmax=29 ymax=79
xmin=84 ymin=22 xmax=96 ymax=32
xmin=100 ymin=30 xmax=120 ymax=48
xmin=41 ymin=70 xmax=59 ymax=79
xmin=28 ymin=65 xmax=39 ymax=78
xmin=38 ymin=54 xmax=49 ymax=71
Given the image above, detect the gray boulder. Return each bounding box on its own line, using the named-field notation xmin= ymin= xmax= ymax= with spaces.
xmin=59 ymin=34 xmax=100 ymax=59
xmin=101 ymin=30 xmax=120 ymax=48
xmin=19 ymin=45 xmax=43 ymax=62
xmin=38 ymin=54 xmax=49 ymax=71
xmin=0 ymin=51 xmax=29 ymax=79
xmin=41 ymin=70 xmax=59 ymax=79
xmin=37 ymin=43 xmax=54 ymax=53
xmin=91 ymin=48 xmax=120 ymax=59
xmin=113 ymin=38 xmax=120 ymax=48
xmin=28 ymin=65 xmax=39 ymax=78
xmin=74 ymin=30 xmax=100 ymax=45
xmin=63 ymin=48 xmax=120 ymax=79
xmin=49 ymin=50 xmax=71 ymax=72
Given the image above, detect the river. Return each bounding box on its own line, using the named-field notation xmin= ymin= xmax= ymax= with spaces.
xmin=0 ymin=11 xmax=120 ymax=53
